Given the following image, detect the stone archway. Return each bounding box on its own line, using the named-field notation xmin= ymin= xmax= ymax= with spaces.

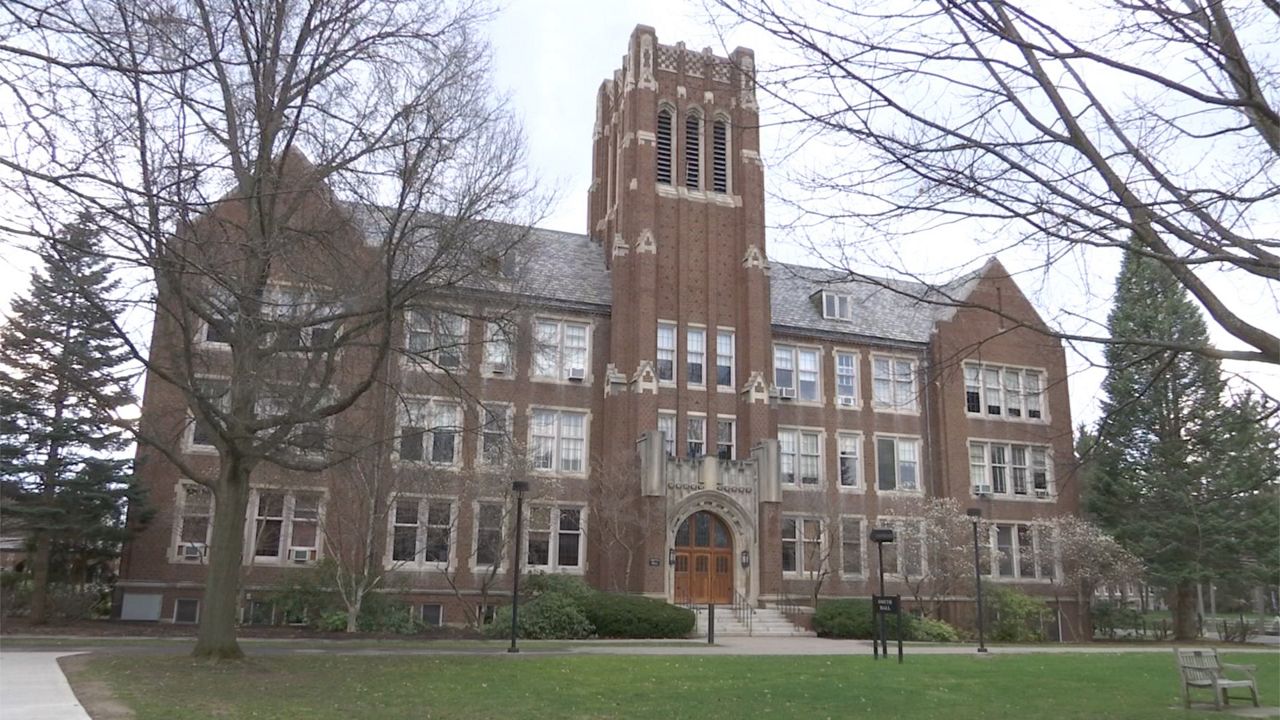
xmin=668 ymin=491 xmax=757 ymax=605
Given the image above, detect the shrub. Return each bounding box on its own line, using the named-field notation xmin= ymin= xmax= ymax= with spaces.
xmin=356 ymin=592 xmax=421 ymax=634
xmin=485 ymin=591 xmax=595 ymax=640
xmin=988 ymin=586 xmax=1049 ymax=642
xmin=913 ymin=617 xmax=961 ymax=642
xmin=811 ymin=600 xmax=917 ymax=640
xmin=524 ymin=573 xmax=595 ymax=605
xmin=582 ymin=593 xmax=695 ymax=638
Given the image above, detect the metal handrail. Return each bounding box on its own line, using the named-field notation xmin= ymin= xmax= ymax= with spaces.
xmin=732 ymin=590 xmax=754 ymax=636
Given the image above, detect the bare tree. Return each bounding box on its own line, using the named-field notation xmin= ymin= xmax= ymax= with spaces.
xmin=588 ymin=457 xmax=648 ymax=592
xmin=713 ymin=0 xmax=1278 ymax=364
xmin=0 ymin=0 xmax=537 ymax=658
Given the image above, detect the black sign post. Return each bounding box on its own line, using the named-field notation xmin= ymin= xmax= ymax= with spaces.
xmin=872 ymin=594 xmax=904 ymax=663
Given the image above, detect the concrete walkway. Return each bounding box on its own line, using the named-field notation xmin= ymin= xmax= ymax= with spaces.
xmin=0 ymin=652 xmax=90 ymax=720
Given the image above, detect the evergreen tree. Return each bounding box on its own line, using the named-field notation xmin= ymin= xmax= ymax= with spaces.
xmin=1089 ymin=244 xmax=1272 ymax=639
xmin=0 ymin=215 xmax=145 ymax=623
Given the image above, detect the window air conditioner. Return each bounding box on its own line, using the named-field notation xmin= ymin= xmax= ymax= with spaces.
xmin=290 ymin=548 xmax=313 ymax=563
xmin=567 ymin=367 xmax=586 ymax=381
xmin=838 ymin=396 xmax=856 ymax=407
xmin=1034 ymin=489 xmax=1050 ymax=499
xmin=182 ymin=543 xmax=204 ymax=560
xmin=778 ymin=387 xmax=796 ymax=400
xmin=972 ymin=484 xmax=992 ymax=496
xmin=489 ymin=363 xmax=508 ymax=375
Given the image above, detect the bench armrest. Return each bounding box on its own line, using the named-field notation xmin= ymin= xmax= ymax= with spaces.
xmin=1222 ymin=663 xmax=1256 ymax=677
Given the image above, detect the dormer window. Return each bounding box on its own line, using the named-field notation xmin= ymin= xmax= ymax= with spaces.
xmin=822 ymin=291 xmax=853 ymax=320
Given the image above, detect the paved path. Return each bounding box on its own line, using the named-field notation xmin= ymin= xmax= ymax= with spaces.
xmin=0 ymin=652 xmax=90 ymax=720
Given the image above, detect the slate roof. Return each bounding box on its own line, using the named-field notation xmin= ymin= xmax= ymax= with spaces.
xmin=516 ymin=227 xmax=612 ymax=308
xmin=769 ymin=262 xmax=985 ymax=345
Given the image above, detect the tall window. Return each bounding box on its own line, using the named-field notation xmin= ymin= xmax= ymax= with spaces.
xmin=835 ymin=351 xmax=858 ymax=405
xmin=390 ymin=499 xmax=452 ymax=566
xmin=174 ymin=483 xmax=213 ymax=560
xmin=483 ymin=321 xmax=513 ymax=372
xmin=838 ymin=433 xmax=861 ymax=488
xmin=397 ymin=398 xmax=460 ymax=465
xmin=250 ymin=490 xmax=321 ymax=562
xmin=716 ymin=418 xmax=735 ymax=460
xmin=872 ymin=356 xmax=918 ymax=411
xmin=969 ymin=441 xmax=1052 ymax=498
xmin=876 ymin=435 xmax=920 ymax=491
xmin=188 ymin=379 xmax=229 ymax=449
xmin=262 ymin=286 xmax=338 ymax=351
xmin=474 ymin=502 xmax=505 ymax=567
xmin=711 ymin=118 xmax=728 ymax=192
xmin=532 ymin=318 xmax=589 ymax=381
xmin=774 ymin=345 xmax=820 ymax=401
xmin=964 ymin=363 xmax=1046 ymax=421
xmin=716 ymin=330 xmax=734 ymax=388
xmin=656 ymin=107 xmax=674 ymax=185
xmin=407 ymin=310 xmax=467 ymax=370
xmin=687 ymin=415 xmax=706 ymax=457
xmin=530 ymin=409 xmax=586 ymax=473
xmin=989 ymin=523 xmax=1055 ymax=579
xmin=687 ymin=328 xmax=706 ymax=385
xmin=781 ymin=517 xmax=823 ymax=573
xmin=527 ymin=506 xmax=583 ymax=571
xmin=480 ymin=404 xmax=509 ymax=466
xmin=841 ymin=517 xmax=863 ymax=576
xmin=684 ymin=110 xmax=702 ymax=189
xmin=658 ymin=412 xmax=676 ymax=458
xmin=656 ymin=322 xmax=676 ymax=382
xmin=881 ymin=519 xmax=926 ymax=577
xmin=779 ymin=428 xmax=821 ymax=485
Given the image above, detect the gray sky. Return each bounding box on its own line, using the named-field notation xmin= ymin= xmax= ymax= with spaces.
xmin=1 ymin=0 xmax=1275 ymax=429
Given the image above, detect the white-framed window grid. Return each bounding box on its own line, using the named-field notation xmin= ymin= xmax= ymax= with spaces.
xmin=715 ymin=328 xmax=735 ymax=390
xmin=871 ymin=354 xmax=919 ymax=412
xmin=774 ymin=344 xmax=821 ymax=402
xmin=837 ymin=432 xmax=862 ymax=490
xmin=687 ymin=326 xmax=706 ymax=385
xmin=657 ymin=412 xmax=677 ymax=458
xmin=779 ymin=427 xmax=822 ymax=486
xmin=483 ymin=320 xmax=515 ymax=375
xmin=529 ymin=407 xmax=588 ymax=475
xmin=525 ymin=504 xmax=585 ymax=572
xmin=822 ymin=291 xmax=854 ymax=320
xmin=716 ymin=416 xmax=735 ymax=460
xmin=834 ymin=350 xmax=859 ymax=407
xmin=968 ymin=439 xmax=1053 ymax=499
xmin=875 ymin=434 xmax=921 ymax=492
xmin=987 ymin=522 xmax=1057 ymax=581
xmin=532 ymin=317 xmax=590 ymax=382
xmin=172 ymin=480 xmax=214 ymax=562
xmin=840 ymin=516 xmax=866 ymax=577
xmin=656 ymin=321 xmax=677 ymax=383
xmin=472 ymin=500 xmax=508 ymax=571
xmin=964 ymin=363 xmax=1046 ymax=421
xmin=877 ymin=517 xmax=927 ymax=578
xmin=781 ymin=515 xmax=824 ymax=574
xmin=406 ymin=309 xmax=468 ymax=371
xmin=478 ymin=403 xmax=513 ymax=468
xmin=389 ymin=496 xmax=454 ymax=569
xmin=395 ymin=397 xmax=462 ymax=466
xmin=686 ymin=413 xmax=706 ymax=458
xmin=248 ymin=487 xmax=323 ymax=565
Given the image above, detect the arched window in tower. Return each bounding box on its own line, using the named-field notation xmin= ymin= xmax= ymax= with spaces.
xmin=656 ymin=107 xmax=674 ymax=185
xmin=685 ymin=110 xmax=702 ymax=189
xmin=712 ymin=118 xmax=729 ymax=193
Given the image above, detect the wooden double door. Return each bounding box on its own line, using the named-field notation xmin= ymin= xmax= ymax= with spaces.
xmin=673 ymin=511 xmax=734 ymax=605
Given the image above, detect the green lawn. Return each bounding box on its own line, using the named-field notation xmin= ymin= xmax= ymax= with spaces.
xmin=77 ymin=651 xmax=1280 ymax=719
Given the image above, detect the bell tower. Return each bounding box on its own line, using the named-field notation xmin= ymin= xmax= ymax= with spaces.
xmin=589 ymin=26 xmax=776 ymax=597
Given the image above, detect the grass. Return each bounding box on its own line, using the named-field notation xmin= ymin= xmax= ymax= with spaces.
xmin=76 ymin=651 xmax=1280 ymax=719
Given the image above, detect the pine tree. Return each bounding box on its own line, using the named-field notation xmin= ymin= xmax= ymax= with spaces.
xmin=0 ymin=215 xmax=146 ymax=624
xmin=1088 ymin=244 xmax=1270 ymax=640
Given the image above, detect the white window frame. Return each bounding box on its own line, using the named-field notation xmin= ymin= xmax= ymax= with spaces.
xmin=656 ymin=321 xmax=677 ymax=383
xmin=658 ymin=412 xmax=677 ymax=458
xmin=406 ymin=309 xmax=468 ymax=371
xmin=839 ymin=515 xmax=866 ymax=578
xmin=834 ymin=350 xmax=860 ymax=407
xmin=387 ymin=496 xmax=455 ymax=570
xmin=261 ymin=285 xmax=339 ymax=353
xmin=686 ymin=413 xmax=706 ymax=458
xmin=394 ymin=397 xmax=462 ymax=467
xmin=879 ymin=517 xmax=927 ymax=578
xmin=686 ymin=326 xmax=706 ymax=386
xmin=185 ymin=376 xmax=229 ymax=455
xmin=871 ymin=354 xmax=919 ymax=413
xmin=774 ymin=344 xmax=821 ymax=402
xmin=420 ymin=603 xmax=444 ymax=627
xmin=528 ymin=407 xmax=589 ymax=476
xmin=715 ymin=416 xmax=735 ymax=460
xmin=478 ymin=403 xmax=514 ymax=468
xmin=483 ymin=320 xmax=515 ymax=376
xmin=963 ymin=362 xmax=1048 ymax=422
xmin=987 ymin=522 xmax=1057 ymax=581
xmin=837 ymin=432 xmax=862 ymax=490
xmin=531 ymin=316 xmax=591 ymax=383
xmin=968 ymin=439 xmax=1054 ymax=500
xmin=874 ymin=434 xmax=922 ymax=493
xmin=821 ymin=291 xmax=853 ymax=320
xmin=781 ymin=515 xmax=824 ymax=575
xmin=247 ymin=487 xmax=325 ymax=566
xmin=472 ymin=499 xmax=509 ymax=572
xmin=171 ymin=480 xmax=214 ymax=563
xmin=524 ymin=504 xmax=586 ymax=573
xmin=778 ymin=427 xmax=823 ymax=487
xmin=715 ymin=328 xmax=735 ymax=391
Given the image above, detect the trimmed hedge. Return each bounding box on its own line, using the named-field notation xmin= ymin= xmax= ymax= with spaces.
xmin=811 ymin=600 xmax=960 ymax=642
xmin=485 ymin=591 xmax=595 ymax=640
xmin=582 ymin=593 xmax=695 ymax=639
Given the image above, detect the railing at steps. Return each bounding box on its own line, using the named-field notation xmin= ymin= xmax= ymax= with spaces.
xmin=732 ymin=590 xmax=754 ymax=636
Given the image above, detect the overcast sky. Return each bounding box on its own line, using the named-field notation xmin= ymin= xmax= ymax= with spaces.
xmin=1 ymin=0 xmax=1275 ymax=430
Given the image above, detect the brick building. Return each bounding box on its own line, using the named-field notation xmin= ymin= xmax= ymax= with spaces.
xmin=117 ymin=25 xmax=1079 ymax=635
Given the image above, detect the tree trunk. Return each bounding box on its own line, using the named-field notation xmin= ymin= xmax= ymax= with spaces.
xmin=28 ymin=532 xmax=52 ymax=625
xmin=346 ymin=590 xmax=363 ymax=633
xmin=1172 ymin=582 xmax=1199 ymax=641
xmin=193 ymin=459 xmax=253 ymax=659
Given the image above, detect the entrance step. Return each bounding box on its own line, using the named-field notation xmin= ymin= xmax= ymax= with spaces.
xmin=690 ymin=606 xmax=815 ymax=637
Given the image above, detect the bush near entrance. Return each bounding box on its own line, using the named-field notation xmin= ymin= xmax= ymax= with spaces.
xmin=811 ymin=599 xmax=961 ymax=641
xmin=484 ymin=574 xmax=694 ymax=640
xmin=582 ymin=592 xmax=695 ymax=638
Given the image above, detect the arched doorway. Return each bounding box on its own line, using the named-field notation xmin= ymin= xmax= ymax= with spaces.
xmin=673 ymin=511 xmax=733 ymax=604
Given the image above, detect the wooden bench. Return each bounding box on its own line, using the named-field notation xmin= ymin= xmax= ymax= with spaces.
xmin=1175 ymin=648 xmax=1260 ymax=710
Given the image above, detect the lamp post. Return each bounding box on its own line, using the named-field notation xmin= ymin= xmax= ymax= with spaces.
xmin=966 ymin=508 xmax=988 ymax=653
xmin=869 ymin=527 xmax=896 ymax=659
xmin=508 ymin=480 xmax=530 ymax=654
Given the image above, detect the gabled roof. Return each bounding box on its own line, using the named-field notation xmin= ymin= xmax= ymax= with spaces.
xmin=769 ymin=262 xmax=987 ymax=344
